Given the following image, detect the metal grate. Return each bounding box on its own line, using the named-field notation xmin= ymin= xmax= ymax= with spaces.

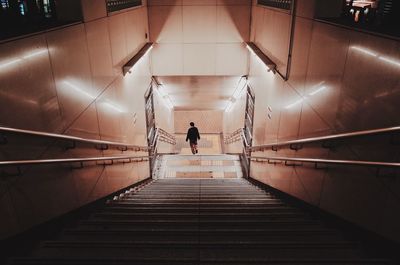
xmin=106 ymin=0 xmax=142 ymax=13
xmin=257 ymin=0 xmax=292 ymax=10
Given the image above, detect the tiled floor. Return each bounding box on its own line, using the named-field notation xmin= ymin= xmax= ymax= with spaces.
xmin=174 ymin=134 xmax=222 ymax=155
xmin=157 ymin=154 xmax=243 ymax=179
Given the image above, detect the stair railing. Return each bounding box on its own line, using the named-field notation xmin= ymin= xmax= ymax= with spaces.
xmin=0 ymin=126 xmax=149 ymax=151
xmin=248 ymin=126 xmax=400 ymax=152
xmin=148 ymin=128 xmax=176 ymax=178
xmin=225 ymin=126 xmax=400 ymax=178
xmin=0 ymin=155 xmax=150 ymax=170
xmin=224 ymin=128 xmax=251 ymax=178
xmin=224 ymin=128 xmax=243 ymax=145
xmin=0 ymin=126 xmax=176 ymax=177
xmin=250 ymin=156 xmax=400 ymax=177
xmin=157 ymin=128 xmax=177 ymax=145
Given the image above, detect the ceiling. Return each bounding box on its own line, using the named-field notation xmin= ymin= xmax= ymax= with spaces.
xmin=155 ymin=76 xmax=245 ymax=111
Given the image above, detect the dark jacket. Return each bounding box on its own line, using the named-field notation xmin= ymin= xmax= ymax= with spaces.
xmin=186 ymin=127 xmax=200 ymax=143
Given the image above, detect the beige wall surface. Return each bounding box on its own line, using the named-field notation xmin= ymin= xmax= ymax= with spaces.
xmin=0 ymin=4 xmax=154 ymax=239
xmin=175 ymin=110 xmax=223 ymax=133
xmin=148 ymin=0 xmax=251 ymax=75
xmin=224 ymin=1 xmax=400 ymax=242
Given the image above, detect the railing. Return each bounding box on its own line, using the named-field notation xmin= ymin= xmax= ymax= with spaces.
xmin=0 ymin=126 xmax=176 ymax=178
xmin=224 ymin=128 xmax=243 ymax=144
xmin=249 ymin=126 xmax=400 ymax=152
xmin=250 ymin=156 xmax=400 ymax=171
xmin=0 ymin=155 xmax=150 ymax=168
xmin=157 ymin=128 xmax=177 ymax=145
xmin=224 ymin=128 xmax=250 ymax=147
xmin=225 ymin=128 xmax=251 ymax=178
xmin=225 ymin=126 xmax=400 ymax=178
xmin=0 ymin=126 xmax=149 ymax=151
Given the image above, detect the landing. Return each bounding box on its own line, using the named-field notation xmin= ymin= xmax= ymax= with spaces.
xmin=156 ymin=154 xmax=243 ymax=179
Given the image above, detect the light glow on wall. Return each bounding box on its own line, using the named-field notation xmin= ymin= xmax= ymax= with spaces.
xmin=351 ymin=46 xmax=400 ymax=69
xmin=285 ymin=83 xmax=328 ymax=109
xmin=155 ymin=84 xmax=174 ymax=110
xmin=284 ymin=98 xmax=303 ymax=109
xmin=232 ymin=76 xmax=248 ymax=100
xmin=351 ymin=46 xmax=377 ymax=57
xmin=103 ymin=101 xmax=126 ymax=113
xmin=64 ymin=81 xmax=96 ymax=99
xmin=0 ymin=49 xmax=48 ymax=71
xmin=308 ymin=86 xmax=327 ymax=96
xmin=64 ymin=81 xmax=126 ymax=113
xmin=379 ymin=56 xmax=400 ymax=67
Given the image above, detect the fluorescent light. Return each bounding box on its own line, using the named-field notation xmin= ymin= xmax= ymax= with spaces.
xmin=309 ymin=86 xmax=326 ymax=96
xmin=225 ymin=101 xmax=233 ymax=112
xmin=22 ymin=49 xmax=48 ymax=59
xmin=246 ymin=42 xmax=276 ymax=72
xmin=64 ymin=81 xmax=96 ymax=99
xmin=123 ymin=43 xmax=153 ymax=75
xmin=246 ymin=45 xmax=256 ymax=55
xmin=104 ymin=102 xmax=125 ymax=113
xmin=164 ymin=97 xmax=174 ymax=109
xmin=351 ymin=46 xmax=377 ymax=57
xmin=379 ymin=56 xmax=400 ymax=68
xmin=285 ymin=98 xmax=303 ymax=109
xmin=0 ymin=49 xmax=48 ymax=70
xmin=232 ymin=76 xmax=248 ymax=100
xmin=0 ymin=58 xmax=21 ymax=70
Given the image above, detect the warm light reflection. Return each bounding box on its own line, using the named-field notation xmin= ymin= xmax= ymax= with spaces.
xmin=104 ymin=101 xmax=126 ymax=113
xmin=232 ymin=76 xmax=248 ymax=100
xmin=308 ymin=86 xmax=327 ymax=96
xmin=64 ymin=81 xmax=126 ymax=113
xmin=351 ymin=46 xmax=377 ymax=57
xmin=225 ymin=100 xmax=234 ymax=112
xmin=64 ymin=81 xmax=96 ymax=99
xmin=284 ymin=98 xmax=303 ymax=109
xmin=379 ymin=56 xmax=400 ymax=67
xmin=0 ymin=90 xmax=38 ymax=106
xmin=155 ymin=85 xmax=174 ymax=110
xmin=285 ymin=83 xmax=328 ymax=109
xmin=351 ymin=46 xmax=400 ymax=69
xmin=0 ymin=49 xmax=48 ymax=71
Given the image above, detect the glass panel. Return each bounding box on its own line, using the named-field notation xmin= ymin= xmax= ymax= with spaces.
xmin=257 ymin=0 xmax=292 ymax=11
xmin=316 ymin=0 xmax=400 ymax=38
xmin=106 ymin=0 xmax=142 ymax=13
xmin=0 ymin=0 xmax=82 ymax=41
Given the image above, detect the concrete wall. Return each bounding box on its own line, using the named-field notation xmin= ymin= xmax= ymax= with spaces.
xmin=148 ymin=0 xmax=251 ymax=75
xmin=0 ymin=2 xmax=154 ymax=239
xmin=224 ymin=0 xmax=400 ymax=242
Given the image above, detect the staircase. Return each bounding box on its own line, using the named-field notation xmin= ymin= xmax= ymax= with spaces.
xmin=9 ymin=176 xmax=391 ymax=264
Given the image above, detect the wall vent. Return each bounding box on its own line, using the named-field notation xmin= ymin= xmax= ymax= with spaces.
xmin=257 ymin=0 xmax=292 ymax=10
xmin=107 ymin=0 xmax=142 ymax=13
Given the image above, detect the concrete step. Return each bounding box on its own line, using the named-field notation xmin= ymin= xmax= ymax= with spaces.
xmin=101 ymin=206 xmax=299 ymax=213
xmin=9 ymin=257 xmax=392 ymax=265
xmin=78 ymin=219 xmax=323 ymax=230
xmin=107 ymin=202 xmax=286 ymax=207
xmin=126 ymin=195 xmax=275 ymax=199
xmin=35 ymin=241 xmax=362 ymax=259
xmin=90 ymin=212 xmax=309 ymax=221
xmin=61 ymin=228 xmax=344 ymax=242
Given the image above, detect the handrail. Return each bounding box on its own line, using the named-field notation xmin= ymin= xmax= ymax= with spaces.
xmin=0 ymin=155 xmax=151 ymax=167
xmin=157 ymin=128 xmax=176 ymax=145
xmin=243 ymin=126 xmax=400 ymax=151
xmin=241 ymin=128 xmax=250 ymax=148
xmin=224 ymin=128 xmax=249 ymax=146
xmin=250 ymin=155 xmax=400 ymax=169
xmin=0 ymin=126 xmax=149 ymax=151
